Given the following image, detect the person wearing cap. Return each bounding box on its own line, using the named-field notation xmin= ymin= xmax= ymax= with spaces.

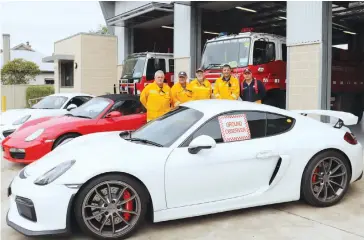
xmin=189 ymin=68 xmax=212 ymax=100
xmin=240 ymin=68 xmax=266 ymax=103
xmin=171 ymin=71 xmax=193 ymax=107
xmin=213 ymin=64 xmax=240 ymax=100
xmin=140 ymin=70 xmax=172 ymax=122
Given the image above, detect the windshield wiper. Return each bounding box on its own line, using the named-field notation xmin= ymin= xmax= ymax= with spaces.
xmin=204 ymin=63 xmax=222 ymax=70
xmin=65 ymin=113 xmax=74 ymax=117
xmin=124 ymin=137 xmax=163 ymax=147
xmin=73 ymin=115 xmax=92 ymax=119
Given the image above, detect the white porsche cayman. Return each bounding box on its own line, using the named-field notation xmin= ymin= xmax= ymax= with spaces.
xmin=7 ymin=100 xmax=363 ymax=239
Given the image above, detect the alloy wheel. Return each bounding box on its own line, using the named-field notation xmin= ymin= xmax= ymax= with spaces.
xmin=81 ymin=180 xmax=141 ymax=238
xmin=310 ymin=157 xmax=348 ymax=203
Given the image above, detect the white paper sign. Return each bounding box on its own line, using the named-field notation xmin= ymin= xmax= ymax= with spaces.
xmin=218 ymin=114 xmax=251 ymax=142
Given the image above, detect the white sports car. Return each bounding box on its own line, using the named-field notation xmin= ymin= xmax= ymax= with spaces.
xmin=6 ymin=100 xmax=363 ymax=239
xmin=0 ymin=93 xmax=94 ymax=141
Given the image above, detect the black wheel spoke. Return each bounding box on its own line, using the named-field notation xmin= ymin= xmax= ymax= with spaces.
xmin=95 ymin=189 xmax=108 ymax=203
xmin=106 ymin=183 xmax=112 ymax=202
xmin=86 ymin=210 xmax=106 ymax=221
xmin=117 ymin=195 xmax=136 ymax=206
xmin=116 ymin=211 xmax=130 ymax=226
xmin=331 ymin=164 xmax=342 ymax=175
xmin=323 ymin=183 xmax=328 ymax=201
xmin=330 ymin=171 xmax=346 ymax=178
xmin=314 ymin=184 xmax=324 ymax=197
xmin=328 ymin=182 xmax=337 ymax=195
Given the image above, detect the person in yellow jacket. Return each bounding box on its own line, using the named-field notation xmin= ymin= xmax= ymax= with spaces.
xmin=213 ymin=64 xmax=240 ymax=100
xmin=189 ymin=68 xmax=212 ymax=100
xmin=140 ymin=70 xmax=172 ymax=121
xmin=171 ymin=71 xmax=193 ymax=107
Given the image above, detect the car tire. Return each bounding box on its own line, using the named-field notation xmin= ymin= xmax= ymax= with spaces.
xmin=52 ymin=133 xmax=80 ymax=149
xmin=74 ymin=174 xmax=149 ymax=240
xmin=301 ymin=150 xmax=351 ymax=207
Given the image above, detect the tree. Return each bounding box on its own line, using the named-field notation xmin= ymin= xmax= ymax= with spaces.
xmin=89 ymin=24 xmax=110 ymax=35
xmin=1 ymin=58 xmax=41 ymax=85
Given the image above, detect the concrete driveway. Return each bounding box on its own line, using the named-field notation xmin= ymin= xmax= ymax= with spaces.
xmin=1 ymin=120 xmax=363 ymax=240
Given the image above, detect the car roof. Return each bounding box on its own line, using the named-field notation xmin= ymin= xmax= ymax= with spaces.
xmin=181 ymin=100 xmax=295 ymax=117
xmin=97 ymin=94 xmax=140 ymax=103
xmin=50 ymin=92 xmax=94 ymax=98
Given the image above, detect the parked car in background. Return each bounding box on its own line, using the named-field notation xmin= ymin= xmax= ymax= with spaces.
xmin=0 ymin=93 xmax=94 ymax=141
xmin=5 ymin=100 xmax=362 ymax=239
xmin=2 ymin=94 xmax=146 ymax=164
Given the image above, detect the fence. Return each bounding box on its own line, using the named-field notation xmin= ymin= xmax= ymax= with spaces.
xmin=1 ymin=84 xmax=49 ymax=110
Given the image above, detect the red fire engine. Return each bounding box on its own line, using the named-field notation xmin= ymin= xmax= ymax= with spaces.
xmin=200 ymin=29 xmax=364 ymax=123
xmin=119 ymin=52 xmax=174 ymax=95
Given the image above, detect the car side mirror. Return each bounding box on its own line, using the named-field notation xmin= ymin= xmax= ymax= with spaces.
xmin=105 ymin=111 xmax=122 ymax=118
xmin=188 ymin=135 xmax=216 ymax=154
xmin=67 ymin=104 xmax=77 ymax=111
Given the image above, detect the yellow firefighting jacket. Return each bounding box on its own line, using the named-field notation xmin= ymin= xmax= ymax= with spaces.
xmin=213 ymin=76 xmax=240 ymax=100
xmin=171 ymin=82 xmax=193 ymax=107
xmin=189 ymin=79 xmax=212 ymax=100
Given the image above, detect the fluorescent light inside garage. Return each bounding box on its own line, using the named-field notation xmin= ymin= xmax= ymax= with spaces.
xmin=343 ymin=30 xmax=356 ymax=35
xmin=235 ymin=6 xmax=257 ymax=13
xmin=333 ymin=44 xmax=348 ymax=50
xmin=204 ymin=31 xmax=219 ymax=35
xmin=279 ymin=16 xmax=286 ymax=20
xmin=161 ymin=26 xmax=174 ymax=29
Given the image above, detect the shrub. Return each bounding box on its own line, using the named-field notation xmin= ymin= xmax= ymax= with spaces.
xmin=26 ymin=85 xmax=55 ymax=107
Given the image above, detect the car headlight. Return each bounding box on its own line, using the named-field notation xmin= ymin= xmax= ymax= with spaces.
xmin=34 ymin=160 xmax=76 ymax=186
xmin=13 ymin=115 xmax=31 ymax=125
xmin=25 ymin=128 xmax=45 ymax=142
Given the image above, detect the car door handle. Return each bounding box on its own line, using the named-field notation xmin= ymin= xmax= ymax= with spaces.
xmin=256 ymin=151 xmax=279 ymax=159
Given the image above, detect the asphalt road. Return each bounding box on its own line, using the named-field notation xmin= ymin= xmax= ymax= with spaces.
xmin=1 ymin=119 xmax=363 ymax=240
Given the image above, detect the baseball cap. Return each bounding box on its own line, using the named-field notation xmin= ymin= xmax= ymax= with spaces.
xmin=196 ymin=68 xmax=204 ymax=73
xmin=243 ymin=68 xmax=252 ymax=74
xmin=178 ymin=71 xmax=187 ymax=77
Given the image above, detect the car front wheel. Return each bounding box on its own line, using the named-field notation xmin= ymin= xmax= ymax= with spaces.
xmin=301 ymin=151 xmax=351 ymax=207
xmin=74 ymin=174 xmax=149 ymax=239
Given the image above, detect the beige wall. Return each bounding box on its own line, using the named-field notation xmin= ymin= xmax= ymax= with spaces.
xmin=1 ymin=85 xmax=48 ymax=110
xmin=54 ymin=35 xmax=82 ymax=93
xmin=80 ymin=34 xmax=117 ymax=96
xmin=287 ymin=43 xmax=321 ymax=110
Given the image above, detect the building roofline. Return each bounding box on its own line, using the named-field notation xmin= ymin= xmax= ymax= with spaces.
xmin=54 ymin=32 xmax=116 ymax=44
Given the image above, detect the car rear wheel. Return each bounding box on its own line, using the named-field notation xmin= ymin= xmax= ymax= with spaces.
xmin=74 ymin=174 xmax=149 ymax=239
xmin=301 ymin=151 xmax=351 ymax=207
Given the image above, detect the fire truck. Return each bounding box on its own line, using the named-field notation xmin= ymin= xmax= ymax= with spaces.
xmin=119 ymin=52 xmax=175 ymax=95
xmin=200 ymin=30 xmax=364 ymax=123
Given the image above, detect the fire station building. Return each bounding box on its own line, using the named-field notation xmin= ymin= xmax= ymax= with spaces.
xmin=99 ymin=1 xmax=364 ymax=121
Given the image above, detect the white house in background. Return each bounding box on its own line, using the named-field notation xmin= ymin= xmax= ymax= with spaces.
xmin=1 ymin=34 xmax=54 ymax=85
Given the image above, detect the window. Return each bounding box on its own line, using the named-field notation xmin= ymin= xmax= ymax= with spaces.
xmin=253 ymin=40 xmax=275 ymax=65
xmin=60 ymin=60 xmax=74 ymax=87
xmin=31 ymin=96 xmax=68 ymax=109
xmin=266 ymin=113 xmax=294 ymax=136
xmin=168 ymin=59 xmax=174 ymax=73
xmin=282 ymin=44 xmax=287 ymax=62
xmin=131 ymin=107 xmax=203 ymax=147
xmin=121 ymin=57 xmax=146 ymax=79
xmin=110 ymin=100 xmax=144 ymax=116
xmin=146 ymin=58 xmax=166 ymax=81
xmin=64 ymin=96 xmax=92 ymax=109
xmin=183 ymin=111 xmax=266 ymax=146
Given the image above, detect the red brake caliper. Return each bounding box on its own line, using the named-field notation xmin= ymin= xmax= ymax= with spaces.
xmin=123 ymin=190 xmax=133 ymax=221
xmin=312 ymin=167 xmax=319 ymax=183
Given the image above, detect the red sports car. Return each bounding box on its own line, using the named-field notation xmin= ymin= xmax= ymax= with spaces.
xmin=2 ymin=94 xmax=147 ymax=164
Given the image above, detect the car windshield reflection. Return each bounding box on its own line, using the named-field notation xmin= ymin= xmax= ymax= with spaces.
xmin=31 ymin=96 xmax=68 ymax=109
xmin=68 ymin=97 xmax=111 ymax=119
xmin=129 ymin=106 xmax=204 ymax=147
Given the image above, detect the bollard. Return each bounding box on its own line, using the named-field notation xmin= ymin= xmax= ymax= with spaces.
xmin=1 ymin=96 xmax=6 ymax=112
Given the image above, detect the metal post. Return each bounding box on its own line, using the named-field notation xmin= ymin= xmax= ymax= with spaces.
xmin=1 ymin=96 xmax=6 ymax=112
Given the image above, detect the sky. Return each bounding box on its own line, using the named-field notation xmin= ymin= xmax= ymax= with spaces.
xmin=0 ymin=1 xmax=106 ymax=56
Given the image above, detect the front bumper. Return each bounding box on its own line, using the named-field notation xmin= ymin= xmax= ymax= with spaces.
xmin=7 ymin=174 xmax=78 ymax=237
xmin=2 ymin=138 xmax=53 ymax=163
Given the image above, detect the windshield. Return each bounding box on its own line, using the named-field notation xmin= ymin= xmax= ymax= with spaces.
xmin=201 ymin=37 xmax=251 ymax=69
xmin=130 ymin=106 xmax=204 ymax=147
xmin=121 ymin=57 xmax=146 ymax=79
xmin=68 ymin=97 xmax=111 ymax=119
xmin=32 ymin=96 xmax=68 ymax=109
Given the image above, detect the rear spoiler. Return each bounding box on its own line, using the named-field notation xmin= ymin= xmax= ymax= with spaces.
xmin=292 ymin=109 xmax=358 ymax=128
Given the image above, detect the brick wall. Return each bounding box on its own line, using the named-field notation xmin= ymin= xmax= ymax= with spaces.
xmin=287 ymin=43 xmax=321 ymax=110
